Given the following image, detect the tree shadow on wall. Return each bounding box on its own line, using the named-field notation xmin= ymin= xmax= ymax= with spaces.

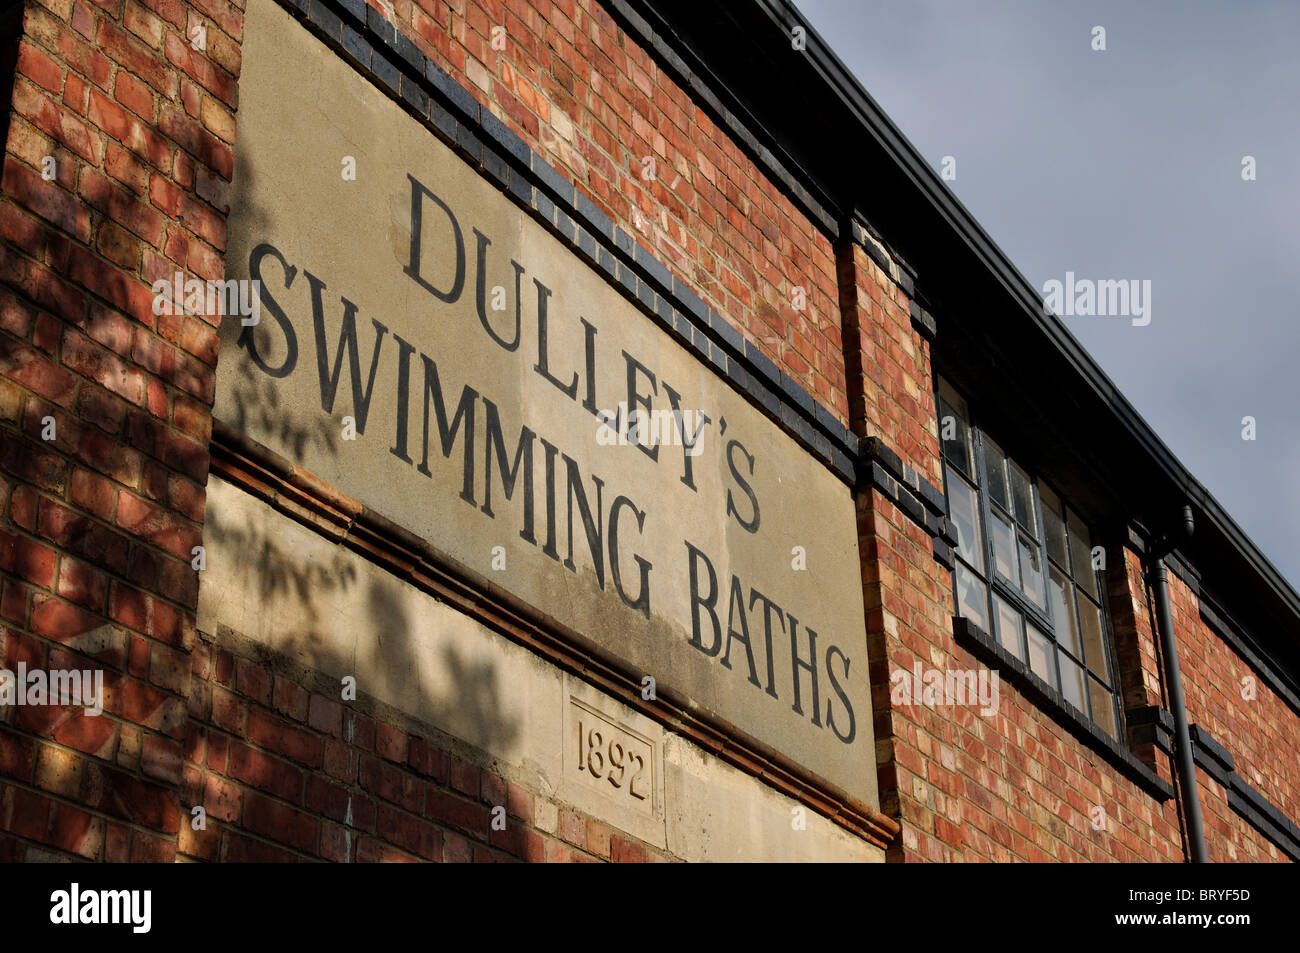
xmin=207 ymin=149 xmax=520 ymax=755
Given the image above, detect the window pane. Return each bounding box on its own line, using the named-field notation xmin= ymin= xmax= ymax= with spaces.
xmin=1040 ymin=483 xmax=1069 ymax=567
xmin=1018 ymin=532 xmax=1046 ymax=609
xmin=1077 ymin=594 xmax=1111 ymax=682
xmin=982 ymin=436 xmax=1010 ymax=510
xmin=1048 ymin=564 xmax=1081 ymax=657
xmin=1089 ymin=677 xmax=1119 ymax=739
xmin=1026 ymin=623 xmax=1056 ymax=688
xmin=947 ymin=472 xmax=983 ymax=572
xmin=993 ymin=594 xmax=1024 ymax=661
xmin=989 ymin=510 xmax=1020 ymax=585
xmin=955 ymin=563 xmax=989 ymax=633
xmin=1058 ymin=650 xmax=1087 ymax=714
xmin=938 ymin=384 xmax=974 ymax=477
xmin=1008 ymin=461 xmax=1036 ymax=534
xmin=1067 ymin=509 xmax=1099 ymax=597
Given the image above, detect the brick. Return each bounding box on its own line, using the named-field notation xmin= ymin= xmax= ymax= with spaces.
xmin=0 ymin=784 xmax=51 ymax=840
xmin=180 ymin=78 xmax=201 ymax=117
xmin=16 ymin=41 xmax=65 ymax=95
xmin=359 ymin=755 xmax=423 ymax=812
xmin=0 ymin=245 xmax=85 ymax=320
xmin=138 ymin=0 xmax=186 ymax=31
xmin=376 ymin=801 xmax=441 ymax=860
xmin=200 ymin=95 xmax=236 ymax=145
xmin=586 ymin=819 xmax=612 ymax=859
xmin=8 ymin=487 xmax=35 ymax=533
xmin=141 ymin=732 xmax=183 ymax=783
xmin=49 ymin=621 xmax=126 ymax=670
xmin=128 ymin=634 xmax=149 ymax=676
xmin=443 ymin=830 xmax=472 ymax=863
xmin=243 ymin=791 xmax=319 ymax=854
xmin=124 ymin=0 xmax=166 ymax=47
xmin=0 ymin=340 xmax=76 ymax=406
xmin=610 ymin=834 xmax=647 ymax=863
xmin=426 ymin=789 xmax=488 ymax=836
xmin=104 ymin=140 xmax=151 ymax=195
xmin=307 ymin=693 xmax=342 ymax=737
xmin=505 ymin=781 xmax=533 ymax=824
xmin=96 ymin=16 xmax=174 ymax=95
xmin=344 ymin=711 xmax=374 ymax=751
xmin=56 ymin=555 xmax=109 ymax=609
xmin=0 ymin=733 xmax=37 ymax=781
xmin=0 ymin=530 xmax=57 ymax=588
xmin=407 ymin=736 xmax=446 ymax=781
xmin=51 ymin=710 xmax=118 ymax=759
xmin=0 ymin=293 xmax=37 ymax=340
xmin=77 ymin=379 xmax=127 ymax=432
xmin=520 ymin=828 xmax=545 ymax=863
xmin=11 ymin=79 xmax=101 ymax=165
xmin=178 ymin=815 xmax=219 ymax=859
xmin=194 ymin=163 xmax=231 ymax=213
xmin=304 ymin=774 xmax=350 ymax=822
xmin=25 ymin=8 xmax=113 ymax=89
xmin=234 ymin=656 xmax=270 ymax=704
xmin=0 ymin=576 xmax=33 ymax=628
xmin=0 ymin=436 xmax=69 ymax=498
xmin=62 ymin=71 xmax=90 ymax=114
xmin=227 ymin=741 xmax=303 ymax=803
xmin=164 ymin=30 xmax=237 ymax=106
xmin=272 ymin=675 xmax=308 ymax=722
xmin=155 ymin=553 xmax=199 ymax=605
xmin=29 ymin=593 xmax=101 ymax=641
xmin=248 ymin=708 xmax=321 ymax=767
xmin=115 ymin=489 xmax=199 ymax=560
xmin=375 ymin=723 xmax=407 ymax=763
xmin=108 ymin=675 xmax=187 ymax=737
xmin=323 ymin=739 xmax=355 ymax=782
xmin=558 ymin=807 xmax=586 ymax=850
xmin=67 ymin=245 xmax=156 ymax=325
xmin=149 ymin=174 xmax=227 ymax=250
xmin=480 ymin=770 xmax=507 ymax=808
xmin=223 ymin=831 xmax=302 ymax=862
xmin=2 ymin=156 xmax=91 ymax=241
xmin=79 ymin=161 xmax=166 ymax=245
xmin=356 ymin=836 xmax=417 ymax=863
xmin=82 ymin=760 xmax=180 ymax=832
xmin=115 ymin=71 xmax=154 ymax=122
xmin=149 ymin=641 xmax=189 ymax=694
xmin=47 ymin=801 xmax=105 ymax=859
xmin=449 ymin=755 xmax=479 ymax=797
xmin=158 ymin=105 xmax=233 ymax=180
xmin=544 ymin=837 xmax=571 ymax=863
xmin=190 ymin=0 xmax=242 ymax=39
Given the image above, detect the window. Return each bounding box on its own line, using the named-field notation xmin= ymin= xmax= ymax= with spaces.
xmin=937 ymin=378 xmax=1121 ymax=740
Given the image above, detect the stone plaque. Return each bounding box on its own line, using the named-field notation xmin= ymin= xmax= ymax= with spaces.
xmin=566 ymin=696 xmax=657 ymax=816
xmin=218 ymin=0 xmax=877 ymax=808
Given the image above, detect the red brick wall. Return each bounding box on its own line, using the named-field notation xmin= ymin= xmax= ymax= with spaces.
xmin=0 ymin=0 xmax=240 ymax=862
xmin=1168 ymin=573 xmax=1300 ymax=861
xmin=383 ymin=0 xmax=849 ymax=421
xmin=838 ymin=243 xmax=941 ymax=485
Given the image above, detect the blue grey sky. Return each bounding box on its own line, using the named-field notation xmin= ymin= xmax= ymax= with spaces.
xmin=798 ymin=0 xmax=1300 ymax=586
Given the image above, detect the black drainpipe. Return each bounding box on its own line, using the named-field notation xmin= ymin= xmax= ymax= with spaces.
xmin=1147 ymin=504 xmax=1208 ymax=863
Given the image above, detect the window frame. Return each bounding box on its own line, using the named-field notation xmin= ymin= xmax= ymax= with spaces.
xmin=938 ymin=378 xmax=1124 ymax=739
